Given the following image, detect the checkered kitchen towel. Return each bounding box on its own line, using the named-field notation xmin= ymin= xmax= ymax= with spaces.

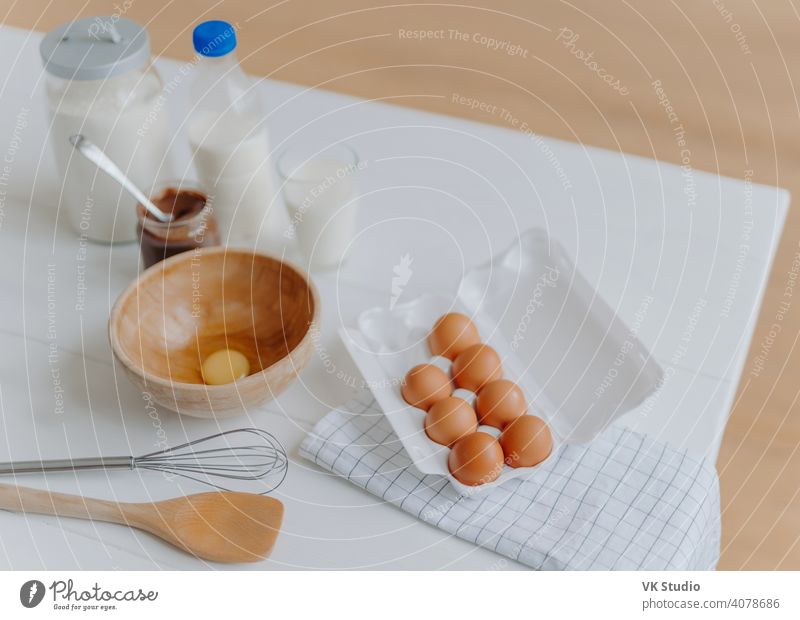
xmin=300 ymin=391 xmax=721 ymax=570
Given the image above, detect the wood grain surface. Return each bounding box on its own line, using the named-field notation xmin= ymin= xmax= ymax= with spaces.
xmin=109 ymin=247 xmax=318 ymax=417
xmin=5 ymin=0 xmax=799 ymax=570
xmin=0 ymin=484 xmax=284 ymax=562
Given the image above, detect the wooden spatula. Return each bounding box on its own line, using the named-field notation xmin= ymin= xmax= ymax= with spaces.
xmin=0 ymin=483 xmax=283 ymax=563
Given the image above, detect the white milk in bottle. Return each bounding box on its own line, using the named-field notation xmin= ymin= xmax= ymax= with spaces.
xmin=188 ymin=21 xmax=278 ymax=247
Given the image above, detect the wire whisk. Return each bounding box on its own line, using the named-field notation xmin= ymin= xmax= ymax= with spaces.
xmin=0 ymin=428 xmax=288 ymax=495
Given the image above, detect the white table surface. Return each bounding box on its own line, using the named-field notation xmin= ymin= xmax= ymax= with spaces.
xmin=0 ymin=25 xmax=789 ymax=570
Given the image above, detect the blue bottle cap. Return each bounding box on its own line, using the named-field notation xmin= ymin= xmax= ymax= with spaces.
xmin=193 ymin=20 xmax=237 ymax=57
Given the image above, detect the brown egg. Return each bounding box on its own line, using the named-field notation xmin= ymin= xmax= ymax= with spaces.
xmin=428 ymin=313 xmax=481 ymax=360
xmin=476 ymin=379 xmax=527 ymax=428
xmin=451 ymin=344 xmax=503 ymax=392
xmin=500 ymin=415 xmax=553 ymax=468
xmin=448 ymin=432 xmax=505 ymax=486
xmin=424 ymin=397 xmax=479 ymax=446
xmin=401 ymin=364 xmax=452 ymax=410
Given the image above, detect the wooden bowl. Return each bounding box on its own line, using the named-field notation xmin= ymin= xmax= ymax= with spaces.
xmin=109 ymin=247 xmax=319 ymax=418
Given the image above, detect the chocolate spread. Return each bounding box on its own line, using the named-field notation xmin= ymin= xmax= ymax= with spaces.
xmin=137 ymin=187 xmax=220 ymax=268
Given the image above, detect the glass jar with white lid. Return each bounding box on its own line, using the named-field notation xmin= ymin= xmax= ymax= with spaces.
xmin=40 ymin=17 xmax=171 ymax=243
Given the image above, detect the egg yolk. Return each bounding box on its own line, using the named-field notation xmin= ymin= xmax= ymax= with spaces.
xmin=201 ymin=349 xmax=251 ymax=385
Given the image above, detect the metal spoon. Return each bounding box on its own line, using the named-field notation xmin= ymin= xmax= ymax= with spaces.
xmin=69 ymin=134 xmax=173 ymax=223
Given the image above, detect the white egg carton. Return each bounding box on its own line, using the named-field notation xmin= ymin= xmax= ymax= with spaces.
xmin=339 ymin=228 xmax=663 ymax=494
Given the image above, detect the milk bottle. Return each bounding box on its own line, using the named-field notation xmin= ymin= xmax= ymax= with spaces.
xmin=188 ymin=21 xmax=278 ymax=246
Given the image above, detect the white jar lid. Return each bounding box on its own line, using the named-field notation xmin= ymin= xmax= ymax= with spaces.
xmin=39 ymin=17 xmax=150 ymax=81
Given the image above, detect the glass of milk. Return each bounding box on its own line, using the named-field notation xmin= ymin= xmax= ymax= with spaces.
xmin=277 ymin=142 xmax=360 ymax=270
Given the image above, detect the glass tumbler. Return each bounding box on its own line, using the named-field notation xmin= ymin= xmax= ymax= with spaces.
xmin=276 ymin=142 xmax=360 ymax=269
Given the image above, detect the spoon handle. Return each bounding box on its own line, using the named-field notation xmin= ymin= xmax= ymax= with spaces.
xmin=69 ymin=135 xmax=172 ymax=223
xmin=0 ymin=482 xmax=126 ymax=524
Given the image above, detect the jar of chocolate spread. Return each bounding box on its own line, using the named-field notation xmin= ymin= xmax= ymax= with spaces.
xmin=137 ymin=182 xmax=220 ymax=268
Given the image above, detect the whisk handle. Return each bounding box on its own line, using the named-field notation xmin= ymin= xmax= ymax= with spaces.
xmin=0 ymin=456 xmax=134 ymax=475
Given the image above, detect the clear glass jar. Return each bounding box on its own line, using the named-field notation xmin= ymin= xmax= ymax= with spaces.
xmin=136 ymin=180 xmax=220 ymax=269
xmin=41 ymin=17 xmax=172 ymax=243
